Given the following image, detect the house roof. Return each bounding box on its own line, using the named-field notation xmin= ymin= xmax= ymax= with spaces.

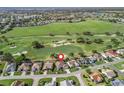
xmin=43 ymin=62 xmax=53 ymax=70
xmin=105 ymin=50 xmax=118 ymax=57
xmin=18 ymin=63 xmax=31 ymax=71
xmin=90 ymin=72 xmax=103 ymax=82
xmin=102 ymin=69 xmax=116 ymax=78
xmin=32 ymin=63 xmax=42 ymax=71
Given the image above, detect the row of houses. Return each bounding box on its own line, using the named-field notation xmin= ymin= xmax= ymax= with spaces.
xmin=88 ymin=68 xmax=124 ymax=86
xmin=4 ymin=48 xmax=124 ymax=74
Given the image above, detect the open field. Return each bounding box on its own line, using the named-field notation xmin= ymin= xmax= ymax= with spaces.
xmin=3 ymin=20 xmax=124 ymax=37
xmin=0 ymin=20 xmax=124 ymax=60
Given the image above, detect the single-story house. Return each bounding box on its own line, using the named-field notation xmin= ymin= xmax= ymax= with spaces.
xmin=105 ymin=50 xmax=118 ymax=57
xmin=6 ymin=63 xmax=16 ymax=72
xmin=102 ymin=69 xmax=116 ymax=79
xmin=18 ymin=62 xmax=32 ymax=72
xmin=67 ymin=60 xmax=79 ymax=68
xmin=42 ymin=61 xmax=53 ymax=70
xmin=111 ymin=79 xmax=124 ymax=86
xmin=117 ymin=49 xmax=124 ymax=55
xmin=32 ymin=62 xmax=42 ymax=72
xmin=55 ymin=61 xmax=64 ymax=70
xmin=92 ymin=53 xmax=104 ymax=61
xmin=90 ymin=72 xmax=103 ymax=83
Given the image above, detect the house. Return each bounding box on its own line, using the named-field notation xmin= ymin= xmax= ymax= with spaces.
xmin=92 ymin=53 xmax=104 ymax=61
xmin=60 ymin=80 xmax=73 ymax=86
xmin=11 ymin=80 xmax=25 ymax=86
xmin=42 ymin=61 xmax=53 ymax=70
xmin=18 ymin=62 xmax=32 ymax=72
xmin=105 ymin=50 xmax=118 ymax=57
xmin=63 ymin=63 xmax=69 ymax=69
xmin=67 ymin=60 xmax=79 ymax=68
xmin=89 ymin=72 xmax=103 ymax=83
xmin=55 ymin=61 xmax=64 ymax=70
xmin=117 ymin=49 xmax=124 ymax=55
xmin=111 ymin=79 xmax=124 ymax=86
xmin=102 ymin=69 xmax=116 ymax=79
xmin=32 ymin=62 xmax=42 ymax=72
xmin=6 ymin=63 xmax=16 ymax=72
xmin=78 ymin=57 xmax=94 ymax=64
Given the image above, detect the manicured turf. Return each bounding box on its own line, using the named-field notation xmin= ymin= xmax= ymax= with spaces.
xmin=0 ymin=20 xmax=124 ymax=60
xmin=4 ymin=20 xmax=124 ymax=38
xmin=0 ymin=62 xmax=5 ymax=70
xmin=38 ymin=78 xmax=52 ymax=86
xmin=56 ymin=76 xmax=80 ymax=86
xmin=113 ymin=62 xmax=124 ymax=70
xmin=0 ymin=79 xmax=33 ymax=86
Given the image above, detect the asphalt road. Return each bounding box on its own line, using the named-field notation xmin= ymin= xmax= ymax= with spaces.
xmin=0 ymin=58 xmax=124 ymax=86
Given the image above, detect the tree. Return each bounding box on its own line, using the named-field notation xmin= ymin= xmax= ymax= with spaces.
xmin=111 ymin=38 xmax=120 ymax=47
xmin=94 ymin=38 xmax=104 ymax=44
xmin=66 ymin=32 xmax=71 ymax=35
xmin=49 ymin=33 xmax=55 ymax=36
xmin=105 ymin=32 xmax=112 ymax=36
xmin=78 ymin=52 xmax=85 ymax=57
xmin=92 ymin=50 xmax=98 ymax=54
xmin=83 ymin=31 xmax=94 ymax=36
xmin=32 ymin=41 xmax=44 ymax=49
xmin=76 ymin=37 xmax=85 ymax=43
xmin=115 ymin=31 xmax=123 ymax=36
xmin=3 ymin=53 xmax=14 ymax=63
xmin=69 ymin=52 xmax=74 ymax=57
xmin=0 ymin=51 xmax=3 ymax=55
xmin=15 ymin=54 xmax=26 ymax=64
xmin=86 ymin=69 xmax=92 ymax=74
xmin=106 ymin=45 xmax=112 ymax=49
xmin=1 ymin=36 xmax=9 ymax=42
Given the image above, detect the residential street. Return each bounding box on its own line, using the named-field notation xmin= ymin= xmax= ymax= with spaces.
xmin=0 ymin=58 xmax=124 ymax=86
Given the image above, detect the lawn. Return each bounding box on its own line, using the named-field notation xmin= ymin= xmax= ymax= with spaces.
xmin=113 ymin=62 xmax=124 ymax=70
xmin=0 ymin=62 xmax=5 ymax=75
xmin=0 ymin=62 xmax=5 ymax=70
xmin=0 ymin=79 xmax=33 ymax=86
xmin=3 ymin=20 xmax=124 ymax=38
xmin=38 ymin=78 xmax=52 ymax=86
xmin=0 ymin=20 xmax=124 ymax=60
xmin=56 ymin=76 xmax=80 ymax=86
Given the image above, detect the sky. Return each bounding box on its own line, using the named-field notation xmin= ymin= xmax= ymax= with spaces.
xmin=0 ymin=0 xmax=124 ymax=7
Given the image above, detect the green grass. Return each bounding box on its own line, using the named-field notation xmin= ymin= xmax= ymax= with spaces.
xmin=3 ymin=20 xmax=124 ymax=38
xmin=1 ymin=20 xmax=124 ymax=60
xmin=38 ymin=78 xmax=52 ymax=86
xmin=14 ymin=71 xmax=22 ymax=76
xmin=113 ymin=62 xmax=124 ymax=70
xmin=56 ymin=76 xmax=80 ymax=86
xmin=0 ymin=62 xmax=5 ymax=70
xmin=0 ymin=79 xmax=33 ymax=86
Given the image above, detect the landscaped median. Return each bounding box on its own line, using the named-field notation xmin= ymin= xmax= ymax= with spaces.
xmin=0 ymin=79 xmax=33 ymax=86
xmin=0 ymin=62 xmax=5 ymax=75
xmin=113 ymin=61 xmax=124 ymax=70
xmin=56 ymin=76 xmax=80 ymax=86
